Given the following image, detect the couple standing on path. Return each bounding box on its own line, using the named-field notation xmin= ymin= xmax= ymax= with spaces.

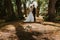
xmin=24 ymin=5 xmax=36 ymax=22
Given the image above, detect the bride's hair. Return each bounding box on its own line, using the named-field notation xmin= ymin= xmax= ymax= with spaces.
xmin=30 ymin=6 xmax=33 ymax=8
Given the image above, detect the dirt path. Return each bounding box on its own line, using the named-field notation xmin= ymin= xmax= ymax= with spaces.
xmin=21 ymin=23 xmax=60 ymax=40
xmin=0 ymin=22 xmax=60 ymax=40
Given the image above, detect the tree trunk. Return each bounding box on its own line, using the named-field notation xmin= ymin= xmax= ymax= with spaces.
xmin=0 ymin=0 xmax=6 ymax=19
xmin=48 ymin=0 xmax=57 ymax=21
xmin=24 ymin=3 xmax=27 ymax=17
xmin=37 ymin=0 xmax=40 ymax=17
xmin=55 ymin=0 xmax=60 ymax=16
xmin=4 ymin=0 xmax=16 ymax=20
xmin=37 ymin=7 xmax=40 ymax=17
xmin=16 ymin=0 xmax=24 ymax=20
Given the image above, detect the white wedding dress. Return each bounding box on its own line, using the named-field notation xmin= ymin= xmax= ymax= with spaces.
xmin=24 ymin=7 xmax=34 ymax=22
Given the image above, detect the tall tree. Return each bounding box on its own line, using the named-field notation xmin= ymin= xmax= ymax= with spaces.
xmin=23 ymin=0 xmax=27 ymax=17
xmin=16 ymin=0 xmax=24 ymax=20
xmin=4 ymin=0 xmax=16 ymax=20
xmin=0 ymin=0 xmax=6 ymax=19
xmin=37 ymin=0 xmax=41 ymax=17
xmin=48 ymin=0 xmax=57 ymax=21
xmin=55 ymin=0 xmax=60 ymax=16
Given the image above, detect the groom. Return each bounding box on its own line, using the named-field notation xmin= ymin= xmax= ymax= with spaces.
xmin=32 ymin=5 xmax=36 ymax=22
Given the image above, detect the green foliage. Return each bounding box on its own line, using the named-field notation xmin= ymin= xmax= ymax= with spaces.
xmin=43 ymin=15 xmax=49 ymax=21
xmin=55 ymin=0 xmax=60 ymax=16
xmin=11 ymin=0 xmax=17 ymax=13
xmin=40 ymin=0 xmax=48 ymax=15
xmin=55 ymin=16 xmax=60 ymax=21
xmin=44 ymin=15 xmax=60 ymax=21
xmin=54 ymin=0 xmax=60 ymax=22
xmin=1 ymin=0 xmax=60 ymax=22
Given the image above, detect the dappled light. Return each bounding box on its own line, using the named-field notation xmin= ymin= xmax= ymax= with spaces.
xmin=0 ymin=0 xmax=60 ymax=40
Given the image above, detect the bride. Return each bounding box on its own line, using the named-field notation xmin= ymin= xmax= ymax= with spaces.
xmin=24 ymin=6 xmax=34 ymax=22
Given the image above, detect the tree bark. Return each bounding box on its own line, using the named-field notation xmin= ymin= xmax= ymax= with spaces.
xmin=4 ymin=0 xmax=15 ymax=20
xmin=37 ymin=0 xmax=40 ymax=17
xmin=0 ymin=0 xmax=6 ymax=19
xmin=16 ymin=0 xmax=24 ymax=20
xmin=55 ymin=0 xmax=60 ymax=16
xmin=48 ymin=0 xmax=57 ymax=21
xmin=24 ymin=2 xmax=27 ymax=17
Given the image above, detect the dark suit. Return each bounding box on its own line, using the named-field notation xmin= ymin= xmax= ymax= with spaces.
xmin=32 ymin=7 xmax=36 ymax=22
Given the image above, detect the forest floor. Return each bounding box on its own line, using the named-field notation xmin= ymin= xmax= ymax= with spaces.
xmin=0 ymin=21 xmax=60 ymax=40
xmin=0 ymin=16 xmax=60 ymax=40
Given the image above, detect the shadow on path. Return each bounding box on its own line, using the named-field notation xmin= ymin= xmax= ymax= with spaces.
xmin=15 ymin=25 xmax=36 ymax=40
